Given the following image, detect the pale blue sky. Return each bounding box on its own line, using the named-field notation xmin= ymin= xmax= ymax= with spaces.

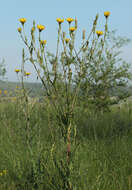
xmin=1 ymin=0 xmax=132 ymax=81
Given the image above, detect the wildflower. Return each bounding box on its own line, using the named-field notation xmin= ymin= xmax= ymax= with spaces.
xmin=0 ymin=173 xmax=3 ymax=176
xmin=19 ymin=18 xmax=27 ymax=25
xmin=25 ymin=72 xmax=31 ymax=76
xmin=40 ymin=40 xmax=47 ymax=45
xmin=104 ymin=11 xmax=110 ymax=18
xmin=65 ymin=38 xmax=70 ymax=44
xmin=69 ymin=27 xmax=76 ymax=32
xmin=0 ymin=90 xmax=2 ymax=95
xmin=2 ymin=170 xmax=7 ymax=175
xmin=66 ymin=17 xmax=74 ymax=24
xmin=37 ymin=25 xmax=45 ymax=32
xmin=56 ymin=18 xmax=64 ymax=24
xmin=4 ymin=90 xmax=8 ymax=95
xmin=15 ymin=69 xmax=20 ymax=73
xmin=17 ymin=27 xmax=22 ymax=33
xmin=96 ymin=30 xmax=103 ymax=37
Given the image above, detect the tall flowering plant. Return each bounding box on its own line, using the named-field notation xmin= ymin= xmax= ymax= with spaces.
xmin=17 ymin=12 xmax=131 ymax=189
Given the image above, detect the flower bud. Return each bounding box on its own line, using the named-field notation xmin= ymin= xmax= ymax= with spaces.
xmin=75 ymin=17 xmax=78 ymax=29
xmin=82 ymin=29 xmax=85 ymax=40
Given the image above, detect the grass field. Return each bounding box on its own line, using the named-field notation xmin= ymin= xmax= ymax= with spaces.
xmin=0 ymin=97 xmax=132 ymax=189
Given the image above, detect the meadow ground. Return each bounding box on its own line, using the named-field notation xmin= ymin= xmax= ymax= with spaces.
xmin=0 ymin=100 xmax=132 ymax=190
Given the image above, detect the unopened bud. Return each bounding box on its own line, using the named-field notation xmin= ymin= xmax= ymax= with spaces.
xmin=69 ymin=68 xmax=72 ymax=74
xmin=82 ymin=29 xmax=85 ymax=40
xmin=69 ymin=42 xmax=73 ymax=51
xmin=31 ymin=27 xmax=35 ymax=32
xmin=105 ymin=24 xmax=108 ymax=32
xmin=62 ymin=32 xmax=66 ymax=40
xmin=93 ymin=14 xmax=99 ymax=26
xmin=17 ymin=27 xmax=22 ymax=33
xmin=75 ymin=17 xmax=77 ymax=29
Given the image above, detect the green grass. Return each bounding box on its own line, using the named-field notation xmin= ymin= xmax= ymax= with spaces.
xmin=0 ymin=80 xmax=43 ymax=97
xmin=0 ymin=100 xmax=132 ymax=189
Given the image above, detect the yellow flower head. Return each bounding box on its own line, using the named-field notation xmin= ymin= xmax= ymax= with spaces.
xmin=66 ymin=17 xmax=74 ymax=24
xmin=17 ymin=27 xmax=22 ymax=33
xmin=69 ymin=27 xmax=76 ymax=32
xmin=15 ymin=69 xmax=20 ymax=73
xmin=56 ymin=18 xmax=64 ymax=24
xmin=96 ymin=30 xmax=103 ymax=37
xmin=19 ymin=18 xmax=27 ymax=25
xmin=65 ymin=38 xmax=70 ymax=44
xmin=37 ymin=25 xmax=45 ymax=32
xmin=0 ymin=172 xmax=3 ymax=176
xmin=40 ymin=40 xmax=47 ymax=45
xmin=25 ymin=72 xmax=31 ymax=76
xmin=104 ymin=11 xmax=110 ymax=18
xmin=4 ymin=90 xmax=8 ymax=95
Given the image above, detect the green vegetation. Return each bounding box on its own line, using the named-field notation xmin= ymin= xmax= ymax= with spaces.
xmin=0 ymin=80 xmax=43 ymax=97
xmin=0 ymin=101 xmax=132 ymax=189
xmin=0 ymin=59 xmax=6 ymax=80
xmin=0 ymin=12 xmax=132 ymax=189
